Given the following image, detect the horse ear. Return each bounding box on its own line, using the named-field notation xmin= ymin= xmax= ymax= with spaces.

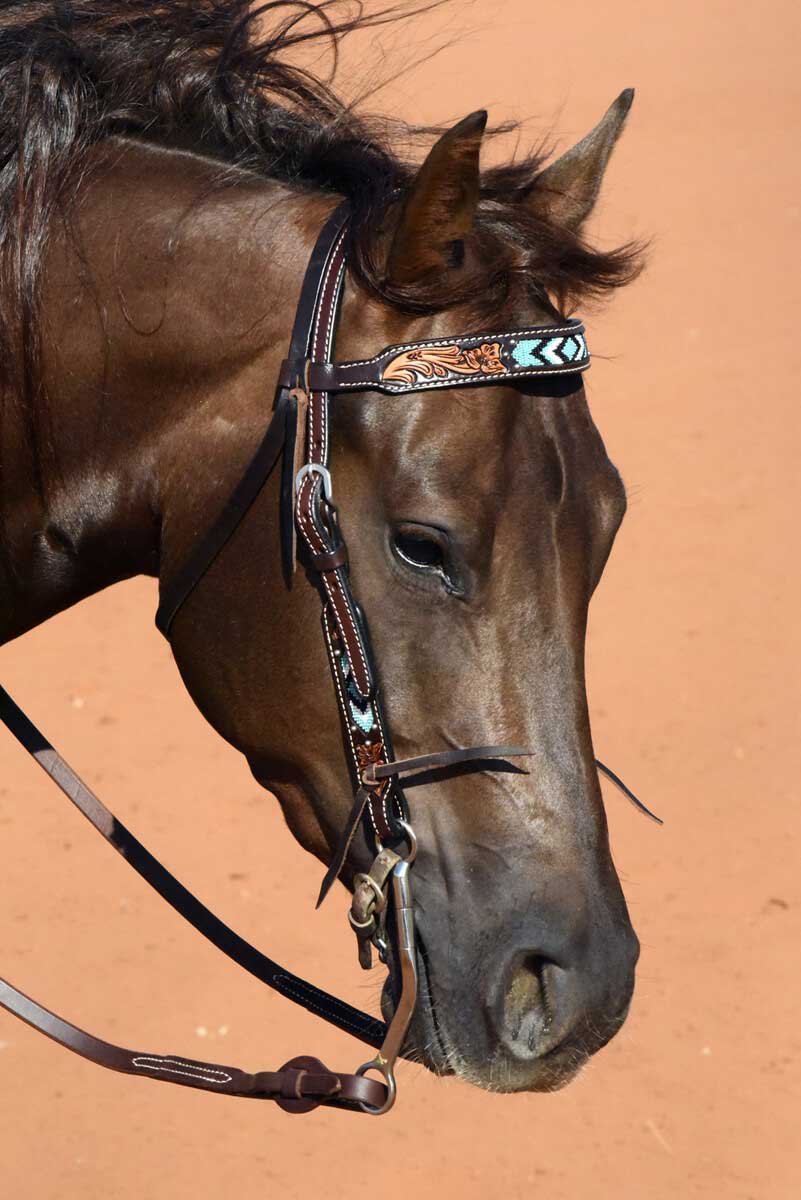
xmin=531 ymin=89 xmax=634 ymax=231
xmin=386 ymin=110 xmax=487 ymax=286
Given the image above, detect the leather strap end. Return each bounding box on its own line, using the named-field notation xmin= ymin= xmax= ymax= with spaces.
xmin=364 ymin=744 xmax=535 ymax=783
xmin=276 ymin=358 xmax=296 ymax=392
xmin=316 ymin=786 xmax=372 ymax=909
xmin=595 ymin=759 xmax=663 ymax=825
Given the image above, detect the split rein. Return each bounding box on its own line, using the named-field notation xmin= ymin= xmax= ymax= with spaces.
xmin=0 ymin=203 xmax=660 ymax=1117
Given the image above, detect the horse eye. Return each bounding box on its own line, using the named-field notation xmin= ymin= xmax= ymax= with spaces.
xmin=392 ymin=526 xmax=446 ymax=572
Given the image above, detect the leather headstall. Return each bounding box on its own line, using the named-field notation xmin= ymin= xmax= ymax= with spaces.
xmin=0 ymin=202 xmax=659 ymax=1119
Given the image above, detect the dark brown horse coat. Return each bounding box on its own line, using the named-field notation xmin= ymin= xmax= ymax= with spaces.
xmin=0 ymin=1 xmax=645 ymax=1094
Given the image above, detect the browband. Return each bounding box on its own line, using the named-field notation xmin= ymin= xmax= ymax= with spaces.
xmin=280 ymin=319 xmax=589 ymax=396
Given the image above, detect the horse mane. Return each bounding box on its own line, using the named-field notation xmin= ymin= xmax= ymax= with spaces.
xmin=0 ymin=0 xmax=641 ymax=425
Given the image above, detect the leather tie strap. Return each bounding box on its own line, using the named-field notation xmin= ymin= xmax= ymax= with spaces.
xmin=317 ymin=747 xmax=535 ymax=908
xmin=363 ymin=744 xmax=535 ymax=783
xmin=595 ymin=758 xmax=662 ymax=824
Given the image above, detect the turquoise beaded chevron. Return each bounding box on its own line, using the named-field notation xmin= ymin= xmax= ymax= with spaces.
xmin=511 ymin=332 xmax=588 ymax=370
xmin=339 ymin=648 xmax=376 ymax=733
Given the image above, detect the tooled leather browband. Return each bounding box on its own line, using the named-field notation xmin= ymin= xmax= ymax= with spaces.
xmin=280 ymin=320 xmax=590 ymax=396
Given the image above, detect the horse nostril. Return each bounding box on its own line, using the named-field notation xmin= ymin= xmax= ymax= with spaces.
xmin=497 ymin=921 xmax=639 ymax=1063
xmin=502 ymin=954 xmax=557 ymax=1053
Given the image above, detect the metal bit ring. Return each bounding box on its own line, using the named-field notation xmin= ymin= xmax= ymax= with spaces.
xmin=355 ymin=1057 xmax=397 ymax=1116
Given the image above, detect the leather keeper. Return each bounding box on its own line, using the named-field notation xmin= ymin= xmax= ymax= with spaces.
xmin=279 ymin=1068 xmax=308 ymax=1100
xmin=275 ymin=1056 xmax=342 ymax=1114
xmin=308 ymin=543 xmax=348 ymax=572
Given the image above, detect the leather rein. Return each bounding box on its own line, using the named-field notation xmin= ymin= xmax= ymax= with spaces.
xmin=0 ymin=202 xmax=659 ymax=1117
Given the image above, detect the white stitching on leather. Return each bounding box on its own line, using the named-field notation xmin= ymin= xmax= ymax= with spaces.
xmin=322 ymin=610 xmax=380 ymax=839
xmin=335 ymin=322 xmax=585 ymax=369
xmin=296 ymin=470 xmax=371 ymax=698
xmin=295 ymin=477 xmax=371 ymax=696
xmin=131 ymin=1056 xmax=233 ymax=1084
xmin=336 ymin=359 xmax=591 ymax=393
xmin=321 ymin=574 xmax=370 ymax=693
xmin=312 ymin=233 xmax=347 ymax=465
xmin=369 ymin=690 xmax=394 ymax=834
xmin=320 ymin=255 xmax=346 ymax=464
xmin=274 ymin=972 xmax=376 ymax=1034
xmin=296 ymin=474 xmax=324 ymax=552
xmin=312 ymin=231 xmax=346 ymax=358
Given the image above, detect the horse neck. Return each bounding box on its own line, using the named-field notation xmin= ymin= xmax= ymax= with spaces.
xmin=0 ymin=139 xmax=331 ymax=644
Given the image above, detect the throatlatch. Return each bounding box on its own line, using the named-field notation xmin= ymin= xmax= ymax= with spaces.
xmin=0 ymin=202 xmax=658 ymax=1118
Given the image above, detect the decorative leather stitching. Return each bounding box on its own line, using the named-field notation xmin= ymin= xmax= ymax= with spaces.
xmin=295 ymin=460 xmax=371 ymax=697
xmin=334 ymin=321 xmax=585 ymax=369
xmin=273 ymin=973 xmax=380 ymax=1037
xmin=322 ymin=608 xmax=380 ymax=839
xmin=321 ymin=574 xmax=371 ymax=698
xmin=368 ymin=683 xmax=396 ymax=836
xmin=333 ymin=359 xmax=590 ymax=393
xmin=131 ymin=1056 xmax=233 ymax=1085
xmin=312 ymin=232 xmax=346 ymax=358
xmin=296 ymin=474 xmax=370 ymax=697
xmin=320 ymin=256 xmax=346 ymax=465
xmin=312 ymin=233 xmax=346 ymax=465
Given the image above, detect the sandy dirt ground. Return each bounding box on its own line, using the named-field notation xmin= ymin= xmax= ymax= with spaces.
xmin=1 ymin=2 xmax=799 ymax=1198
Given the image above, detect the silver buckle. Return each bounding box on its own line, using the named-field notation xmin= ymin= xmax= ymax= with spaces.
xmin=295 ymin=463 xmax=333 ymax=503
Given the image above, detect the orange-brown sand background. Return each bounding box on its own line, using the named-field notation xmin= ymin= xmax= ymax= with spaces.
xmin=1 ymin=2 xmax=798 ymax=1197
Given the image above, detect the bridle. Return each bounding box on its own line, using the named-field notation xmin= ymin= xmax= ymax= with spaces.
xmin=0 ymin=202 xmax=659 ymax=1117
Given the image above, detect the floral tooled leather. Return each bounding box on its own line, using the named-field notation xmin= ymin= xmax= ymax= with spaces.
xmin=355 ymin=740 xmax=389 ymax=791
xmin=383 ymin=341 xmax=505 ymax=386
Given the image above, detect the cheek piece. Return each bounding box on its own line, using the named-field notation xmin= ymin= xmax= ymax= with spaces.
xmin=0 ymin=203 xmax=659 ymax=1117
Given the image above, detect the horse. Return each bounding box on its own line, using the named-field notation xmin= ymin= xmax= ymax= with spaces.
xmin=0 ymin=1 xmax=647 ymax=1110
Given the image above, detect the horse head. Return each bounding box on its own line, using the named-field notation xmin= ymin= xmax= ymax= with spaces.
xmin=162 ymin=95 xmax=641 ymax=1093
xmin=0 ymin=0 xmax=649 ymax=1103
